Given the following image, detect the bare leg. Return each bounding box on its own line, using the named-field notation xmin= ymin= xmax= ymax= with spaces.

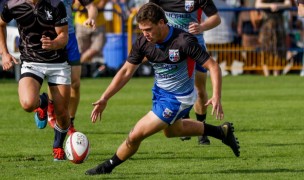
xmin=193 ymin=71 xmax=208 ymax=116
xmin=69 ymin=65 xmax=81 ymax=118
xmin=117 ymin=111 xmax=168 ymax=160
xmin=193 ymin=71 xmax=210 ymax=144
xmin=18 ymin=77 xmax=41 ymax=112
xmin=49 ymin=84 xmax=70 ymax=129
xmin=80 ymin=48 xmax=99 ymax=63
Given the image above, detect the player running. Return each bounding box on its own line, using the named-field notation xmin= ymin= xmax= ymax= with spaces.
xmin=150 ymin=0 xmax=221 ymax=144
xmin=85 ymin=2 xmax=240 ymax=175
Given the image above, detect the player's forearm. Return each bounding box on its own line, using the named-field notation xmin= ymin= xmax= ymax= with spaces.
xmin=207 ymin=60 xmax=222 ymax=99
xmin=200 ymin=14 xmax=221 ymax=32
xmin=52 ymin=26 xmax=68 ymax=49
xmin=0 ymin=24 xmax=9 ymax=55
xmin=100 ymin=62 xmax=136 ymax=101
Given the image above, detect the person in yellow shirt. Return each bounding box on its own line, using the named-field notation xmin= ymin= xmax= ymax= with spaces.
xmin=74 ymin=0 xmax=108 ymax=63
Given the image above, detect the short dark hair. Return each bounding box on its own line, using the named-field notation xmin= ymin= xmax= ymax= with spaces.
xmin=136 ymin=2 xmax=168 ymax=25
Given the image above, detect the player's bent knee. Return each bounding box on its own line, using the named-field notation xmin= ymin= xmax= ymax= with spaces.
xmin=20 ymin=101 xmax=36 ymax=112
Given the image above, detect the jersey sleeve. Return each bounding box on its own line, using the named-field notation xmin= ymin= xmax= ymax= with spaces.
xmin=127 ymin=38 xmax=146 ymax=65
xmin=182 ymin=34 xmax=210 ymax=66
xmin=54 ymin=2 xmax=68 ymax=27
xmin=1 ymin=3 xmax=13 ymax=23
xmin=79 ymin=0 xmax=94 ymax=7
xmin=201 ymin=0 xmax=218 ymax=17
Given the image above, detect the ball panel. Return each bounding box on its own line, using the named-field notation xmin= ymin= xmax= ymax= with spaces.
xmin=65 ymin=132 xmax=90 ymax=164
xmin=64 ymin=135 xmax=74 ymax=161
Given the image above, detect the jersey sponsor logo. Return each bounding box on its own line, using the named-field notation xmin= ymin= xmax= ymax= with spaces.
xmin=169 ymin=49 xmax=180 ymax=62
xmin=165 ymin=12 xmax=191 ymax=19
xmin=185 ymin=0 xmax=194 ymax=12
xmin=163 ymin=108 xmax=173 ymax=119
xmin=60 ymin=17 xmax=68 ymax=24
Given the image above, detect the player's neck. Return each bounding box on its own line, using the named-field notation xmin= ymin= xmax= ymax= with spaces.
xmin=159 ymin=25 xmax=170 ymax=43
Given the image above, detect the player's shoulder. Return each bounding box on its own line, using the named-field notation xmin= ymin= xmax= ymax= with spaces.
xmin=6 ymin=0 xmax=25 ymax=9
xmin=134 ymin=34 xmax=149 ymax=46
xmin=172 ymin=27 xmax=197 ymax=44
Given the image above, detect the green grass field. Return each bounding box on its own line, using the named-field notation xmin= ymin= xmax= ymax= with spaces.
xmin=0 ymin=75 xmax=304 ymax=179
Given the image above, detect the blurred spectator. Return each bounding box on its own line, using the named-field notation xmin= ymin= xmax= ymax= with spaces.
xmin=237 ymin=0 xmax=260 ymax=73
xmin=298 ymin=0 xmax=304 ymax=76
xmin=204 ymin=0 xmax=236 ymax=45
xmin=282 ymin=0 xmax=304 ymax=75
xmin=298 ymin=0 xmax=304 ymax=17
xmin=128 ymin=0 xmax=148 ymax=12
xmin=225 ymin=0 xmax=241 ymax=8
xmin=255 ymin=0 xmax=291 ymax=76
xmin=74 ymin=0 xmax=108 ymax=64
xmin=238 ymin=0 xmax=260 ymax=48
xmin=203 ymin=0 xmax=237 ymax=76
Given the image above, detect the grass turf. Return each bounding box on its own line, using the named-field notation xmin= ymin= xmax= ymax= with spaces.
xmin=0 ymin=75 xmax=304 ymax=179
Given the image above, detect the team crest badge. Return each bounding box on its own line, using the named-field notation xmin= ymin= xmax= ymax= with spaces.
xmin=163 ymin=108 xmax=173 ymax=119
xmin=185 ymin=0 xmax=194 ymax=12
xmin=169 ymin=49 xmax=180 ymax=62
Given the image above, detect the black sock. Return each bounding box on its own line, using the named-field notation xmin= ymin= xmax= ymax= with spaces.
xmin=70 ymin=117 xmax=75 ymax=125
xmin=53 ymin=124 xmax=68 ymax=148
xmin=196 ymin=113 xmax=206 ymax=122
xmin=203 ymin=123 xmax=224 ymax=140
xmin=182 ymin=112 xmax=190 ymax=119
xmin=102 ymin=153 xmax=124 ymax=172
xmin=40 ymin=94 xmax=48 ymax=109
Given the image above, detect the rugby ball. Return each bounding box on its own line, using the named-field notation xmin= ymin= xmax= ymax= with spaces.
xmin=65 ymin=132 xmax=90 ymax=164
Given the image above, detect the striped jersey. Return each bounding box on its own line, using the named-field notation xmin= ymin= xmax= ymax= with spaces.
xmin=150 ymin=0 xmax=218 ymax=46
xmin=128 ymin=26 xmax=210 ymax=95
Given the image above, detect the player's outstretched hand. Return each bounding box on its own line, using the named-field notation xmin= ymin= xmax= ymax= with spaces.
xmin=91 ymin=99 xmax=107 ymax=123
xmin=205 ymin=96 xmax=224 ymax=120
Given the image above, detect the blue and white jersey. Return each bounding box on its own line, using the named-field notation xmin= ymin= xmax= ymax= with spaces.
xmin=127 ymin=26 xmax=210 ymax=95
xmin=150 ymin=0 xmax=218 ymax=47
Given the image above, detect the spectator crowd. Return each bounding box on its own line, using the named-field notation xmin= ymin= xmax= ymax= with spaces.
xmin=1 ymin=0 xmax=304 ymax=77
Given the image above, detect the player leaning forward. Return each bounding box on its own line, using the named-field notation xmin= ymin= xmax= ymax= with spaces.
xmin=85 ymin=2 xmax=240 ymax=175
xmin=0 ymin=0 xmax=71 ymax=161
